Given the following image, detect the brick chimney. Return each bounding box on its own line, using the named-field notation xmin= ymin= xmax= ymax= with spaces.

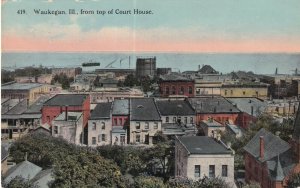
xmin=260 ymin=136 xmax=264 ymax=160
xmin=65 ymin=106 xmax=68 ymax=121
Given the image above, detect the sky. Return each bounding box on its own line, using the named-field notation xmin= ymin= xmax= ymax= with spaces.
xmin=1 ymin=0 xmax=300 ymax=52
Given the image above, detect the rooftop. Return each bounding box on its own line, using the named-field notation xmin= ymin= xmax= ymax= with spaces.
xmin=177 ymin=136 xmax=232 ymax=155
xmin=243 ymin=128 xmax=291 ymax=162
xmin=200 ymin=119 xmax=223 ymax=127
xmin=188 ymin=97 xmax=240 ymax=114
xmin=155 ymin=99 xmax=195 ymax=116
xmin=44 ymin=94 xmax=89 ymax=106
xmin=24 ymin=96 xmax=50 ymax=114
xmin=160 ymin=74 xmax=192 ymax=82
xmin=54 ymin=112 xmax=83 ymax=121
xmin=112 ymin=99 xmax=129 ymax=115
xmin=227 ymin=97 xmax=267 ymax=117
xmin=198 ymin=65 xmax=218 ymax=74
xmin=90 ymin=102 xmax=112 ymax=119
xmin=130 ymin=98 xmax=161 ymax=121
xmin=1 ymin=83 xmax=43 ymax=90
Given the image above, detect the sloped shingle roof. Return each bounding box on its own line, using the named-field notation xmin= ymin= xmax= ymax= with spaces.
xmin=156 ymin=99 xmax=195 ymax=116
xmin=130 ymin=98 xmax=161 ymax=121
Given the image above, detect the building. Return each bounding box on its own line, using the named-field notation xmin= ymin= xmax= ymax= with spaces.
xmin=161 ymin=123 xmax=196 ymax=137
xmin=221 ymin=82 xmax=269 ymax=100
xmin=111 ymin=126 xmax=127 ymax=146
xmin=157 ymin=68 xmax=172 ymax=76
xmin=194 ymin=75 xmax=233 ymax=96
xmin=52 ymin=112 xmax=84 ymax=145
xmin=175 ymin=136 xmax=235 ymax=186
xmin=136 ymin=57 xmax=156 ymax=78
xmin=227 ymin=98 xmax=267 ymax=129
xmin=88 ymin=102 xmax=113 ymax=146
xmin=129 ymin=98 xmax=161 ymax=145
xmin=200 ymin=119 xmax=225 ymax=137
xmin=1 ymin=82 xmax=50 ymax=104
xmin=266 ymin=99 xmax=299 ymax=116
xmin=182 ymin=65 xmax=219 ymax=78
xmin=155 ymin=98 xmax=196 ymax=125
xmin=3 ymin=159 xmax=53 ymax=187
xmin=188 ymin=97 xmax=241 ymax=126
xmin=98 ymin=78 xmax=119 ymax=88
xmin=95 ymin=69 xmax=135 ymax=77
xmin=159 ymin=74 xmax=195 ymax=97
xmin=112 ymin=99 xmax=129 ymax=127
xmin=243 ymin=106 xmax=300 ymax=188
xmin=226 ymin=123 xmax=244 ymax=138
xmin=52 ymin=67 xmax=82 ymax=78
xmin=41 ymin=94 xmax=90 ymax=127
xmin=89 ymin=88 xmax=144 ymax=103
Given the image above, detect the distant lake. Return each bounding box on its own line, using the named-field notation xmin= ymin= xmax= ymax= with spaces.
xmin=2 ymin=52 xmax=300 ymax=74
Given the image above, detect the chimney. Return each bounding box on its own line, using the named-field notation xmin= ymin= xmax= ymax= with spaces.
xmin=65 ymin=105 xmax=68 ymax=121
xmin=251 ymin=106 xmax=254 ymax=116
xmin=260 ymin=136 xmax=264 ymax=160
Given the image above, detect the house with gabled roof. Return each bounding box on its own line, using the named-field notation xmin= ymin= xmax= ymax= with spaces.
xmin=243 ymin=106 xmax=300 ymax=188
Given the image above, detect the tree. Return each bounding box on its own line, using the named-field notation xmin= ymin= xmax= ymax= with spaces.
xmin=134 ymin=176 xmax=166 ymax=188
xmin=3 ymin=176 xmax=38 ymax=188
xmin=167 ymin=176 xmax=230 ymax=188
xmin=287 ymin=173 xmax=300 ymax=188
xmin=9 ymin=132 xmax=129 ymax=188
xmin=124 ymin=74 xmax=139 ymax=87
xmin=242 ymin=181 xmax=261 ymax=188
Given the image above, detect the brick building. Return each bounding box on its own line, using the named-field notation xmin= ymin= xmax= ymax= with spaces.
xmin=243 ymin=106 xmax=300 ymax=188
xmin=41 ymin=94 xmax=90 ymax=127
xmin=159 ymin=74 xmax=195 ymax=97
xmin=187 ymin=97 xmax=241 ymax=126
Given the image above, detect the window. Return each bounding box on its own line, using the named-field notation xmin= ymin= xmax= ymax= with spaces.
xmin=145 ymin=122 xmax=149 ymax=130
xmin=180 ymin=86 xmax=184 ymax=94
xmin=92 ymin=122 xmax=96 ymax=130
xmin=222 ymin=165 xmax=228 ymax=177
xmin=102 ymin=134 xmax=106 ymax=141
xmin=114 ymin=118 xmax=117 ymax=126
xmin=173 ymin=117 xmax=177 ymax=123
xmin=136 ymin=122 xmax=140 ymax=129
xmin=231 ymin=90 xmax=233 ymax=95
xmin=154 ymin=123 xmax=158 ymax=129
xmin=136 ymin=134 xmax=140 ymax=143
xmin=243 ymin=91 xmax=246 ymax=95
xmin=166 ymin=86 xmax=169 ymax=95
xmin=172 ymin=86 xmax=176 ymax=95
xmin=178 ymin=116 xmax=181 ymax=123
xmin=194 ymin=165 xmax=201 ymax=177
xmin=119 ymin=118 xmax=123 ymax=126
xmin=209 ymin=165 xmax=215 ymax=178
xmin=92 ymin=137 xmax=96 ymax=145
xmin=225 ymin=90 xmax=227 ymax=95
xmin=101 ymin=122 xmax=105 ymax=130
xmin=190 ymin=117 xmax=193 ymax=124
xmin=188 ymin=86 xmax=193 ymax=94
xmin=54 ymin=126 xmax=58 ymax=134
xmin=166 ymin=117 xmax=169 ymax=123
xmin=184 ymin=117 xmax=187 ymax=124
xmin=98 ymin=135 xmax=101 ymax=142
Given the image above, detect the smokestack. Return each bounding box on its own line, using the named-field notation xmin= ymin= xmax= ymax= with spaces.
xmin=260 ymin=136 xmax=264 ymax=160
xmin=65 ymin=105 xmax=68 ymax=121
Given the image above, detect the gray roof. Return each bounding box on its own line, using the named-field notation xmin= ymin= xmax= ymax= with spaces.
xmin=293 ymin=105 xmax=300 ymax=140
xmin=243 ymin=128 xmax=291 ymax=162
xmin=99 ymin=78 xmax=119 ymax=84
xmin=1 ymin=99 xmax=24 ymax=114
xmin=1 ymin=83 xmax=43 ymax=90
xmin=188 ymin=97 xmax=240 ymax=114
xmin=25 ymin=96 xmax=50 ymax=114
xmin=226 ymin=124 xmax=243 ymax=135
xmin=44 ymin=94 xmax=89 ymax=106
xmin=162 ymin=123 xmax=196 ymax=136
xmin=177 ymin=136 xmax=232 ymax=155
xmin=130 ymin=98 xmax=161 ymax=121
xmin=112 ymin=99 xmax=129 ymax=115
xmin=160 ymin=74 xmax=191 ymax=82
xmin=90 ymin=102 xmax=112 ymax=119
xmin=200 ymin=120 xmax=223 ymax=127
xmin=156 ymin=99 xmax=195 ymax=116
xmin=4 ymin=160 xmax=42 ymax=184
xmin=3 ymin=99 xmax=27 ymax=115
xmin=54 ymin=112 xmax=83 ymax=121
xmin=198 ymin=65 xmax=218 ymax=74
xmin=31 ymin=169 xmax=54 ymax=188
xmin=1 ymin=144 xmax=9 ymax=162
xmin=227 ymin=98 xmax=267 ymax=117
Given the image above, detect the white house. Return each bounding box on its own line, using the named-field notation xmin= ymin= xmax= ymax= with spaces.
xmin=175 ymin=136 xmax=235 ymax=187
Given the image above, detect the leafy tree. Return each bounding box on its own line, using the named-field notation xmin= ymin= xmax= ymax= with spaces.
xmin=287 ymin=173 xmax=300 ymax=188
xmin=3 ymin=176 xmax=38 ymax=188
xmin=167 ymin=176 xmax=230 ymax=188
xmin=51 ymin=73 xmax=73 ymax=89
xmin=124 ymin=74 xmax=139 ymax=87
xmin=1 ymin=70 xmax=15 ymax=83
xmin=134 ymin=175 xmax=166 ymax=188
xmin=9 ymin=132 xmax=129 ymax=188
xmin=242 ymin=181 xmax=261 ymax=188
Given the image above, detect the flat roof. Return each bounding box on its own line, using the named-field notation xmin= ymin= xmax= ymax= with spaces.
xmin=44 ymin=94 xmax=88 ymax=106
xmin=1 ymin=83 xmax=43 ymax=90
